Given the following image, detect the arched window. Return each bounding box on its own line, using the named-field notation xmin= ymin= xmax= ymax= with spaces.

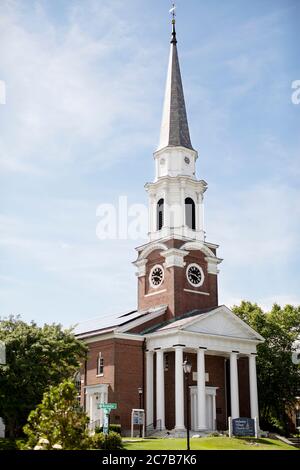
xmin=157 ymin=199 xmax=164 ymax=231
xmin=185 ymin=197 xmax=196 ymax=230
xmin=97 ymin=352 xmax=104 ymax=376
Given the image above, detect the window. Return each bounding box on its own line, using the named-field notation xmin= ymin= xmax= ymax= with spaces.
xmin=97 ymin=352 xmax=104 ymax=376
xmin=164 ymin=354 xmax=169 ymax=372
xmin=185 ymin=197 xmax=196 ymax=230
xmin=296 ymin=409 xmax=300 ymax=428
xmin=157 ymin=199 xmax=164 ymax=231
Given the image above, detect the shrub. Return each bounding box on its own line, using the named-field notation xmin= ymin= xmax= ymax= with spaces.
xmin=23 ymin=380 xmax=90 ymax=450
xmin=95 ymin=424 xmax=121 ymax=435
xmin=91 ymin=432 xmax=123 ymax=450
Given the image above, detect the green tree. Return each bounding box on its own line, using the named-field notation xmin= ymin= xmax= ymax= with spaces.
xmin=232 ymin=301 xmax=300 ymax=434
xmin=0 ymin=316 xmax=87 ymax=438
xmin=23 ymin=380 xmax=90 ymax=450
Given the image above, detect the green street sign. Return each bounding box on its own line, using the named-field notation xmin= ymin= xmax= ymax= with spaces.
xmin=98 ymin=402 xmax=117 ymax=411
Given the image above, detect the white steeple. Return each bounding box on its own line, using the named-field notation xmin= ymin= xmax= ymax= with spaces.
xmin=146 ymin=13 xmax=207 ymax=242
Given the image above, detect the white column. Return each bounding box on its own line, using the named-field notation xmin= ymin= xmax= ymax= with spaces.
xmin=146 ymin=351 xmax=154 ymax=426
xmin=197 ymin=349 xmax=207 ymax=430
xmin=230 ymin=352 xmax=240 ymax=419
xmin=174 ymin=347 xmax=185 ymax=430
xmin=89 ymin=394 xmax=93 ymax=422
xmin=156 ymin=350 xmax=165 ymax=430
xmin=180 ymin=185 xmax=185 ymax=229
xmin=198 ymin=194 xmax=204 ymax=231
xmin=249 ymin=354 xmax=259 ymax=427
xmin=212 ymin=393 xmax=217 ymax=430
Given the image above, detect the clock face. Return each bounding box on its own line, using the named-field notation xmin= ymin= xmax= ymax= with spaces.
xmin=149 ymin=264 xmax=164 ymax=288
xmin=184 ymin=156 xmax=190 ymax=164
xmin=186 ymin=263 xmax=204 ymax=287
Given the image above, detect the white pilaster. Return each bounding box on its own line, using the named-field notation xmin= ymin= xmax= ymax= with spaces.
xmin=180 ymin=184 xmax=185 ymax=229
xmin=249 ymin=354 xmax=259 ymax=427
xmin=198 ymin=193 xmax=204 ymax=233
xmin=156 ymin=350 xmax=165 ymax=430
xmin=174 ymin=346 xmax=185 ymax=430
xmin=230 ymin=352 xmax=240 ymax=419
xmin=89 ymin=394 xmax=93 ymax=422
xmin=146 ymin=351 xmax=154 ymax=426
xmin=197 ymin=349 xmax=207 ymax=430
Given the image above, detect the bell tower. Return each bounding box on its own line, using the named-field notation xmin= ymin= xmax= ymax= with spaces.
xmin=133 ymin=15 xmax=222 ymax=320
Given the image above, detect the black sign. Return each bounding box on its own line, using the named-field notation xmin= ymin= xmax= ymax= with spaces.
xmin=232 ymin=417 xmax=255 ymax=437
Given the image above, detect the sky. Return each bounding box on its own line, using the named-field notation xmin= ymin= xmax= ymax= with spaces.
xmin=0 ymin=0 xmax=299 ymax=327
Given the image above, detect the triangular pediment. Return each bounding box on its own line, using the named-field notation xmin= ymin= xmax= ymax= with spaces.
xmin=182 ymin=306 xmax=263 ymax=342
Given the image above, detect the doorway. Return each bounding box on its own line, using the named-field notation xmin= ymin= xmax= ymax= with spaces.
xmin=190 ymin=386 xmax=218 ymax=431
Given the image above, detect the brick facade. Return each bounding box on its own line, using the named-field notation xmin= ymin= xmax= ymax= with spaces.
xmin=82 ymin=339 xmax=251 ymax=433
xmin=137 ymin=239 xmax=218 ymax=320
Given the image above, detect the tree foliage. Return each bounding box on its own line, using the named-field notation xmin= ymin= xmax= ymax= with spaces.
xmin=23 ymin=380 xmax=90 ymax=450
xmin=232 ymin=301 xmax=300 ymax=433
xmin=0 ymin=316 xmax=87 ymax=438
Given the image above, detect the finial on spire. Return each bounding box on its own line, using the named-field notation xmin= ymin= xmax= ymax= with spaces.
xmin=169 ymin=3 xmax=177 ymax=44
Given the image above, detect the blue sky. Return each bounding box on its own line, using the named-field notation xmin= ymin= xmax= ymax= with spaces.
xmin=0 ymin=0 xmax=299 ymax=327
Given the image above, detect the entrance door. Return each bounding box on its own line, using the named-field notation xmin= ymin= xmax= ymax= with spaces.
xmin=190 ymin=386 xmax=218 ymax=431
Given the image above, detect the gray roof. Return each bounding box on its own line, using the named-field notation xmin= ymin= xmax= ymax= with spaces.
xmin=73 ymin=309 xmax=139 ymax=336
xmin=73 ymin=305 xmax=168 ymax=337
xmin=157 ymin=23 xmax=193 ymax=151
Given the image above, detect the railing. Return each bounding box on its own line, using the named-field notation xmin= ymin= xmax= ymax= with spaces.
xmin=146 ymin=419 xmax=162 ymax=436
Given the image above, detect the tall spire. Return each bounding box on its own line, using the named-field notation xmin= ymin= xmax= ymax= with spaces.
xmin=157 ymin=8 xmax=193 ymax=151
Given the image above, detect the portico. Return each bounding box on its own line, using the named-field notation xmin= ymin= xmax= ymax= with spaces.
xmin=145 ymin=306 xmax=263 ymax=432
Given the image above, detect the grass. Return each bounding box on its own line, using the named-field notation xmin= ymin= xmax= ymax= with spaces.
xmin=123 ymin=436 xmax=297 ymax=451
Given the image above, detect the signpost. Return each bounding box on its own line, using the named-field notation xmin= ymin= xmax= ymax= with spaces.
xmin=98 ymin=402 xmax=117 ymax=412
xmin=229 ymin=417 xmax=257 ymax=438
xmin=103 ymin=413 xmax=109 ymax=435
xmin=97 ymin=403 xmax=117 ymax=436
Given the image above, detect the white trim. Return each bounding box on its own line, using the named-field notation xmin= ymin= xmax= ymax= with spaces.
xmin=149 ymin=264 xmax=164 ymax=288
xmin=177 ymin=305 xmax=264 ymax=342
xmin=146 ymin=327 xmax=263 ymax=344
xmin=78 ymin=332 xmax=145 ymax=344
xmin=180 ymin=241 xmax=216 ymax=258
xmin=161 ymin=248 xmax=188 ymax=268
xmin=137 ymin=242 xmax=168 ymax=260
xmin=184 ymin=289 xmax=209 ymax=296
xmin=145 ymin=289 xmax=167 ymax=297
xmin=133 ymin=259 xmax=148 ymax=277
xmin=186 ymin=263 xmax=205 ymax=287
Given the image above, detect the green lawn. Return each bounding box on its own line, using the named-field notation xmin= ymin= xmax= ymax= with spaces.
xmin=124 ymin=436 xmax=297 ymax=451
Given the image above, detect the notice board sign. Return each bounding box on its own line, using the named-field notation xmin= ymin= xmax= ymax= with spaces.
xmin=230 ymin=417 xmax=256 ymax=437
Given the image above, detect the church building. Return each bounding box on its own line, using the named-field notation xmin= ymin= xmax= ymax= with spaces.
xmin=75 ymin=17 xmax=264 ymax=435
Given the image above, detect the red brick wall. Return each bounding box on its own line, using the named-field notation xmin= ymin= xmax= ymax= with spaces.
xmin=238 ymin=357 xmax=250 ymax=418
xmin=113 ymin=339 xmax=144 ymax=430
xmin=81 ymin=337 xmax=144 ymax=432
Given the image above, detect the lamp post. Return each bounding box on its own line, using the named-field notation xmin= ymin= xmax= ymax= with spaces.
xmin=183 ymin=359 xmax=192 ymax=451
xmin=138 ymin=387 xmax=143 ymax=437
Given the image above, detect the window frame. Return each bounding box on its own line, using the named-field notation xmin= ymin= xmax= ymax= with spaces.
xmin=157 ymin=198 xmax=164 ymax=231
xmin=185 ymin=197 xmax=196 ymax=230
xmin=96 ymin=352 xmax=104 ymax=377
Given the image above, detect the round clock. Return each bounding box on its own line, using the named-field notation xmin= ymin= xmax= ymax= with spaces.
xmin=186 ymin=263 xmax=204 ymax=287
xmin=149 ymin=264 xmax=164 ymax=288
xmin=184 ymin=156 xmax=190 ymax=164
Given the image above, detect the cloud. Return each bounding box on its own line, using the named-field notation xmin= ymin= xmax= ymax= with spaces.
xmin=0 ymin=0 xmax=160 ymax=174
